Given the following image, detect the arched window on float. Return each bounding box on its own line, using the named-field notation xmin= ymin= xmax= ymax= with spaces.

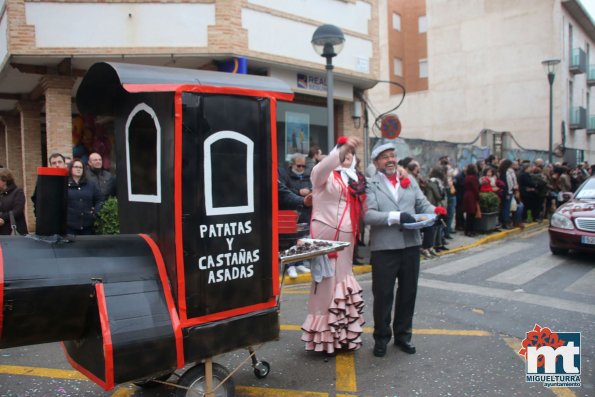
xmin=125 ymin=103 xmax=161 ymax=203
xmin=204 ymin=130 xmax=254 ymax=216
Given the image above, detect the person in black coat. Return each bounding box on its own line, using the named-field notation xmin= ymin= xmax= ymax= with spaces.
xmin=0 ymin=168 xmax=28 ymax=235
xmin=279 ymin=153 xmax=312 ymax=224
xmin=86 ymin=152 xmax=116 ymax=201
xmin=67 ymin=159 xmax=103 ymax=235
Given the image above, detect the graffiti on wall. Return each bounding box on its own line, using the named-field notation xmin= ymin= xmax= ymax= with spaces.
xmin=369 ymin=137 xmax=556 ymax=175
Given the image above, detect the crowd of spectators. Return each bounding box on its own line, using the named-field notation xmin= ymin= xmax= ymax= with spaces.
xmin=29 ymin=152 xmax=117 ymax=236
xmin=399 ymin=154 xmax=593 ymax=258
xmin=279 ymin=144 xmax=594 ymax=262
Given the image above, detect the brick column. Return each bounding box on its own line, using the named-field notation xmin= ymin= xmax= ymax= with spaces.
xmin=0 ymin=123 xmax=6 ymax=167
xmin=17 ymin=101 xmax=42 ymax=232
xmin=209 ymin=0 xmax=248 ymax=52
xmin=3 ymin=115 xmax=23 ymax=186
xmin=41 ymin=75 xmax=74 ymax=158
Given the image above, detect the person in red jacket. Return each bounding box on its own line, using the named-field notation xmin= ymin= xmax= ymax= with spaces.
xmin=463 ymin=164 xmax=480 ymax=236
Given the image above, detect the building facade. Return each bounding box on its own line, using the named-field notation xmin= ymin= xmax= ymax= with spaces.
xmin=369 ymin=0 xmax=595 ymax=168
xmin=0 ymin=0 xmax=379 ymax=230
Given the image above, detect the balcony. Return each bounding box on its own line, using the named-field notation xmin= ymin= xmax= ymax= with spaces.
xmin=569 ymin=106 xmax=587 ymax=130
xmin=589 ymin=65 xmax=595 ymax=86
xmin=569 ymin=48 xmax=587 ymax=75
xmin=588 ymin=115 xmax=595 ymax=135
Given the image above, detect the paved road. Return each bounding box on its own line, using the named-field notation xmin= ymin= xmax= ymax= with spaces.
xmin=1 ymin=227 xmax=593 ymax=396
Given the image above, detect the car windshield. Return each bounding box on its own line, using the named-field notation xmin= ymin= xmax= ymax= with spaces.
xmin=575 ymin=178 xmax=595 ymax=199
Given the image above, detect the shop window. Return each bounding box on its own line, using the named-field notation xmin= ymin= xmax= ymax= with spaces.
xmin=125 ymin=103 xmax=161 ymax=203
xmin=276 ymin=101 xmax=328 ymax=166
xmin=204 ymin=130 xmax=254 ymax=216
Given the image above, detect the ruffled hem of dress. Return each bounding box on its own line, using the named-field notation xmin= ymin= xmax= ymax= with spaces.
xmin=300 ymin=275 xmax=365 ymax=353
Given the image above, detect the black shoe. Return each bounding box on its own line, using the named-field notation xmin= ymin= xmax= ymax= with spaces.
xmin=373 ymin=343 xmax=387 ymax=357
xmin=444 ymin=234 xmax=454 ymax=239
xmin=394 ymin=340 xmax=416 ymax=354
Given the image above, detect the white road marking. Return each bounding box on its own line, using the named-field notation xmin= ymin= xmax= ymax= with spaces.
xmin=487 ymin=253 xmax=565 ymax=285
xmin=423 ymin=242 xmax=528 ymax=275
xmin=564 ymin=267 xmax=595 ymax=297
xmin=418 ymin=278 xmax=595 ymax=315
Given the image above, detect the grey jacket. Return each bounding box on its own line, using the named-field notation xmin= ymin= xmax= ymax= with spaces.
xmin=364 ymin=173 xmax=435 ymax=251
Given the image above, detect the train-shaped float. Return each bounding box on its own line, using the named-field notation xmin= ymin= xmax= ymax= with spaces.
xmin=1 ymin=62 xmax=302 ymax=395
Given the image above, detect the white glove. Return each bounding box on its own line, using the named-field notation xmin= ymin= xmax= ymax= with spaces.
xmin=387 ymin=211 xmax=401 ymax=226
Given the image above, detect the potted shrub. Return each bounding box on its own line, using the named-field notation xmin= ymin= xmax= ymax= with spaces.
xmin=95 ymin=196 xmax=120 ymax=235
xmin=475 ymin=192 xmax=500 ymax=232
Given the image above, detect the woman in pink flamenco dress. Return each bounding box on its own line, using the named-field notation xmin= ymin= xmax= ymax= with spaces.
xmin=301 ymin=136 xmax=366 ymax=354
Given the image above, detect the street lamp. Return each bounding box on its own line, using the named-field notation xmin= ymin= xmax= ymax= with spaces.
xmin=311 ymin=24 xmax=345 ymax=151
xmin=542 ymin=58 xmax=560 ymax=165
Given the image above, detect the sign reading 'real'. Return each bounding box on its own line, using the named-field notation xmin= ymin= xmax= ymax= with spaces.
xmin=297 ymin=73 xmax=327 ymax=92
xmin=181 ymin=93 xmax=273 ymax=318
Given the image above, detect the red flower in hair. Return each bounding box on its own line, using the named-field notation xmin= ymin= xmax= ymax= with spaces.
xmin=337 ymin=136 xmax=348 ymax=145
xmin=400 ymin=177 xmax=411 ymax=188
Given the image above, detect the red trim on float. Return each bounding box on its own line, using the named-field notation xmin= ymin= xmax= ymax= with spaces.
xmin=139 ymin=234 xmax=185 ymax=369
xmin=37 ymin=167 xmax=68 ymax=176
xmin=173 ymin=87 xmax=290 ymax=328
xmin=123 ymin=83 xmax=294 ymax=101
xmin=180 ymin=298 xmax=278 ymax=327
xmin=123 ymin=84 xmax=183 ymax=93
xmin=177 ymin=84 xmax=294 ymax=101
xmin=95 ymin=283 xmax=114 ymax=390
xmin=62 ymin=343 xmax=110 ymax=391
xmin=60 ymin=284 xmax=114 ymax=391
xmin=174 ymin=91 xmax=187 ymax=324
xmin=270 ymin=98 xmax=280 ymax=297
xmin=0 ymin=243 xmax=4 ymax=339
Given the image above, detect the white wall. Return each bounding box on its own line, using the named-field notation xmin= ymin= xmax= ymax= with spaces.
xmin=248 ymin=0 xmax=371 ymax=35
xmin=241 ymin=6 xmax=373 ymax=74
xmin=25 ymin=2 xmax=215 ymax=48
xmin=561 ymin=5 xmax=594 ymax=162
xmin=368 ymin=0 xmax=595 ymax=162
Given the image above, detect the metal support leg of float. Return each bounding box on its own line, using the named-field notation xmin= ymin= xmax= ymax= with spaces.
xmin=205 ymin=358 xmax=214 ymax=397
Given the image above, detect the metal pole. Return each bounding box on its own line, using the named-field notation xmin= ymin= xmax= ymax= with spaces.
xmin=326 ymin=56 xmax=334 ymax=151
xmin=548 ymin=72 xmax=555 ymax=164
xmin=363 ymin=98 xmax=369 ymax=173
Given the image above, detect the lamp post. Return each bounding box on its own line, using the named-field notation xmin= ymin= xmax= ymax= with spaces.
xmin=311 ymin=24 xmax=345 ymax=151
xmin=542 ymin=58 xmax=560 ymax=165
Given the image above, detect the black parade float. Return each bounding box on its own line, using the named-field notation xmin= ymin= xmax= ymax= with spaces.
xmin=0 ymin=62 xmax=349 ymax=396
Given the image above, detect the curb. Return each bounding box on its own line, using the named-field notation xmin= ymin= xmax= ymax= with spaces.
xmin=281 ymin=222 xmax=548 ymax=285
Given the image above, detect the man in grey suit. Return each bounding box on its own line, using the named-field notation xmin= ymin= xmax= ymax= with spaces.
xmin=364 ymin=143 xmax=446 ymax=357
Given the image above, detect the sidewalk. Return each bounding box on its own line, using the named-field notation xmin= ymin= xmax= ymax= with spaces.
xmin=282 ymin=222 xmax=547 ymax=285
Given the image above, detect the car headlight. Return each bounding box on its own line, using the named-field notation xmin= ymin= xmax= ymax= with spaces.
xmin=550 ymin=213 xmax=574 ymax=230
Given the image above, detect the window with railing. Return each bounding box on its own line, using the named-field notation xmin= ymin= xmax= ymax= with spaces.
xmin=588 ymin=65 xmax=595 ymax=82
xmin=570 ymin=48 xmax=586 ymax=74
xmin=588 ymin=115 xmax=595 ymax=133
xmin=569 ymin=106 xmax=587 ymax=129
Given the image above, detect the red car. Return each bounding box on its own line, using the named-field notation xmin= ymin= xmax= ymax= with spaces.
xmin=549 ymin=176 xmax=595 ymax=255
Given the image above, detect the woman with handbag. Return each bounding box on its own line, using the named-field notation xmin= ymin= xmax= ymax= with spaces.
xmin=0 ymin=168 xmax=28 ymax=235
